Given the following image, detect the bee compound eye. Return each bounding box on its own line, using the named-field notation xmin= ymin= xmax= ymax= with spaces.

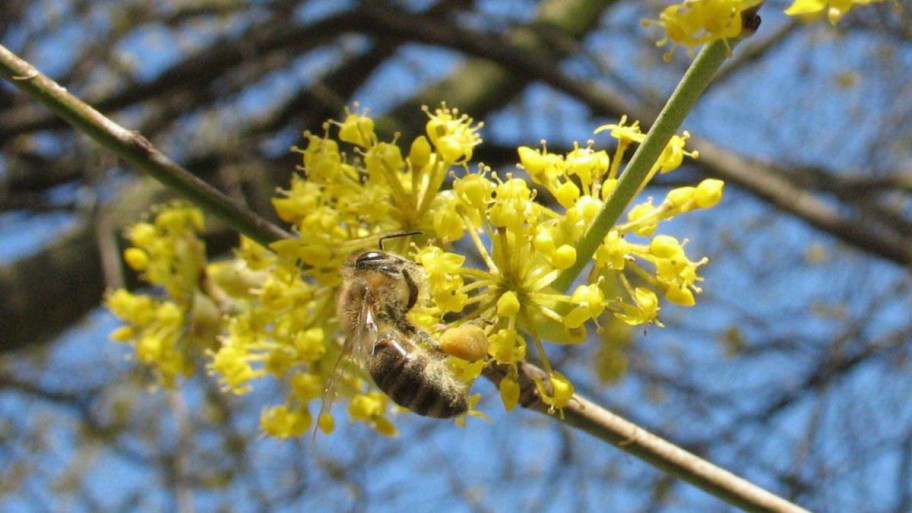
xmin=356 ymin=251 xmax=385 ymax=266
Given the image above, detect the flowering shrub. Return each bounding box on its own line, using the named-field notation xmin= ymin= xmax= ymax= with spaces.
xmin=107 ymin=104 xmax=721 ymax=437
xmin=104 ymin=0 xmax=890 ymax=441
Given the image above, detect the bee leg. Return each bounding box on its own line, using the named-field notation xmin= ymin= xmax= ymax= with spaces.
xmin=414 ymin=329 xmax=448 ymax=356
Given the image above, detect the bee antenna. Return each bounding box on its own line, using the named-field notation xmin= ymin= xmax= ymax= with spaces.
xmin=378 ymin=231 xmax=423 ymax=250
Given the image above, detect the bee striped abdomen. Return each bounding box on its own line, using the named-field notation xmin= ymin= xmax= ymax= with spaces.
xmin=370 ymin=332 xmax=468 ymax=418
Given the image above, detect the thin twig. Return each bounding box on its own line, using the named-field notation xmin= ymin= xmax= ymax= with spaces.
xmin=483 ymin=362 xmax=812 ymax=513
xmin=0 ymin=44 xmax=293 ymax=247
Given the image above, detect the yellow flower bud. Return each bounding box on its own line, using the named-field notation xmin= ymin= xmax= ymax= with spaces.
xmin=600 ymin=178 xmax=618 ymax=200
xmin=373 ymin=416 xmax=398 ymax=437
xmin=694 ymin=179 xmax=724 ymax=208
xmin=496 ymin=291 xmax=521 ymax=317
xmin=499 ymin=376 xmax=520 ymax=411
xmin=408 ymin=135 xmax=432 ymax=169
xmin=533 ymin=228 xmax=556 ymax=255
xmin=665 ymin=285 xmax=696 ymax=306
xmin=665 ymin=186 xmax=695 ymax=209
xmin=317 ymin=412 xmax=335 ymax=434
xmin=518 ymin=146 xmax=546 ymax=177
xmin=552 ymin=245 xmax=577 ymax=270
xmin=128 ymin=222 xmax=156 ymax=247
xmin=109 ymin=325 xmax=135 ymax=342
xmin=650 ymin=235 xmax=682 ymax=258
xmin=259 ymin=280 xmax=293 ymax=310
xmin=123 ymin=247 xmax=149 ymax=271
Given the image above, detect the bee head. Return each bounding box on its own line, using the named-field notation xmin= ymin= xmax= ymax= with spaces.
xmin=351 ymin=250 xmax=421 ymax=313
xmin=354 ymin=251 xmax=404 ymax=275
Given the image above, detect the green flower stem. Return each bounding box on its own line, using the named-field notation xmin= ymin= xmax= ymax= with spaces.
xmin=552 ymin=39 xmax=734 ymax=293
xmin=0 ymin=44 xmax=293 ymax=248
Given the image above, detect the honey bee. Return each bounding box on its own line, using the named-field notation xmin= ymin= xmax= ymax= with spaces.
xmin=329 ymin=242 xmax=469 ymax=419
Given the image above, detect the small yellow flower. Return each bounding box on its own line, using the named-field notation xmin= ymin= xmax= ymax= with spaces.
xmin=430 ymin=194 xmax=466 ymax=243
xmin=261 ymin=405 xmax=311 ymax=439
xmin=644 ymin=0 xmax=764 ymax=60
xmin=785 ymin=0 xmax=885 ymax=24
xmin=648 ymin=236 xmax=707 ymax=306
xmin=499 ymin=376 xmax=521 ymax=411
xmin=349 ymin=393 xmax=384 ymax=421
xmin=337 ymin=112 xmax=375 ymax=148
xmin=627 ymin=201 xmax=660 ymax=236
xmin=616 ymin=287 xmax=661 ymax=325
xmin=489 ymin=329 xmax=526 ymax=364
xmin=106 ymin=289 xmax=156 ymax=326
xmin=293 ymin=328 xmax=326 ymax=362
xmin=535 ymin=371 xmax=575 ymax=412
xmin=489 ymin=177 xmax=536 ymax=232
xmin=657 ymin=131 xmax=697 ymax=173
xmin=365 ymin=142 xmax=405 ymax=184
xmin=289 ymin=373 xmax=323 ymax=403
xmin=424 ymin=104 xmax=483 ymax=164
xmin=209 ymin=345 xmax=262 ymax=394
xmin=348 ymin=392 xmax=398 ymax=436
xmin=595 ymin=231 xmax=629 ymax=271
xmin=564 ymin=283 xmax=607 ymax=329
xmin=595 ymin=116 xmax=644 ymax=145
xmin=416 ymin=246 xmax=469 ymax=313
xmin=453 ymin=172 xmax=493 ymax=211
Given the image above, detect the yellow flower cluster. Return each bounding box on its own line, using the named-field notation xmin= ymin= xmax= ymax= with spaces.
xmin=785 ymin=0 xmax=886 ymax=24
xmin=644 ymin=0 xmax=763 ymax=60
xmin=106 ymin=205 xmax=213 ymax=387
xmin=107 ymin=104 xmax=722 ymax=437
xmin=647 ymin=0 xmax=888 ymax=59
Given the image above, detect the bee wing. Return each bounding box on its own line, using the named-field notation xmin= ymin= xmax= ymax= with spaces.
xmin=349 ymin=293 xmax=380 ymax=367
xmin=314 ymin=291 xmax=379 ymax=440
